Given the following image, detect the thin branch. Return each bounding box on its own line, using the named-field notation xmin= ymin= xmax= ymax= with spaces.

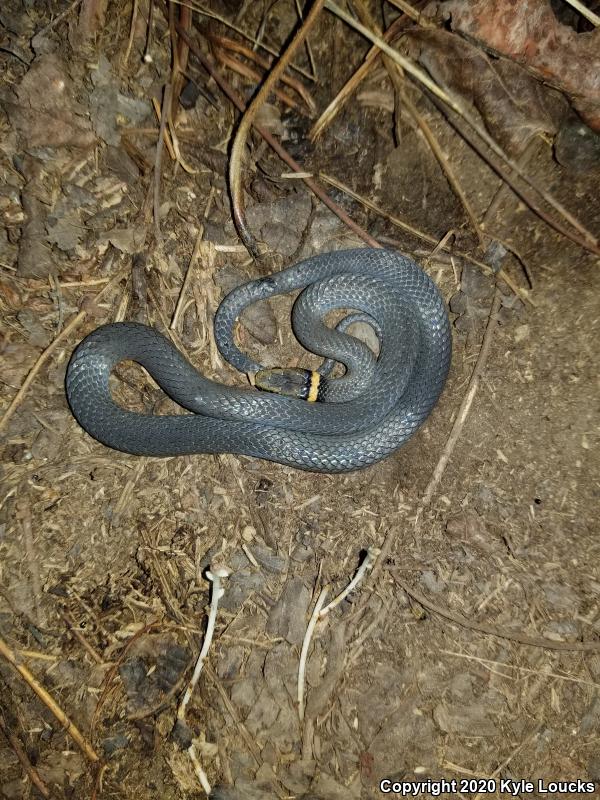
xmin=442 ymin=650 xmax=600 ymax=690
xmin=353 ymin=1 xmax=485 ymax=245
xmin=0 ymin=635 xmax=100 ymax=762
xmin=392 ymin=575 xmax=600 ymax=652
xmin=385 ymin=0 xmax=435 ymax=25
xmin=416 ymin=288 xmax=502 ymax=522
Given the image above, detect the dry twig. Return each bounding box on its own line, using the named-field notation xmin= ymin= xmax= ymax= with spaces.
xmin=392 ymin=575 xmax=600 ymax=652
xmin=416 ymin=288 xmax=502 ymax=521
xmin=0 ymin=709 xmax=50 ymax=799
xmin=0 ymin=635 xmax=100 ymax=762
xmin=153 ymin=82 xmax=173 ymax=245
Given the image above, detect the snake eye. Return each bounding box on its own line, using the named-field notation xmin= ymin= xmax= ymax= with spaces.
xmin=255 ymin=368 xmax=320 ymax=401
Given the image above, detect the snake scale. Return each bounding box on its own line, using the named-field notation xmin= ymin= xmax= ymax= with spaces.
xmin=66 ymin=248 xmax=451 ymax=472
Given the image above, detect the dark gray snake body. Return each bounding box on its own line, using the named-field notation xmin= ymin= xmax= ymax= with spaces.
xmin=66 ymin=248 xmax=451 ymax=472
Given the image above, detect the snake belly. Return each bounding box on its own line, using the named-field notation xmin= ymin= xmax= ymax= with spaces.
xmin=65 ymin=248 xmax=451 ymax=472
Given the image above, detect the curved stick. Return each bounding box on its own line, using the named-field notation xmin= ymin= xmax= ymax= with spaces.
xmin=229 ymin=0 xmax=326 ymax=258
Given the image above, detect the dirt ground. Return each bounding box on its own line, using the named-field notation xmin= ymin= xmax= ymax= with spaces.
xmin=1 ymin=1 xmax=600 ymax=799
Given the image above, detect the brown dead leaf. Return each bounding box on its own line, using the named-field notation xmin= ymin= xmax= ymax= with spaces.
xmin=405 ymin=28 xmax=566 ymax=154
xmin=440 ymin=0 xmax=600 ymax=132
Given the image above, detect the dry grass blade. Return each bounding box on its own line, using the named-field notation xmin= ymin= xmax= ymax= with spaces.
xmin=122 ymin=0 xmax=139 ymax=66
xmin=153 ymin=82 xmax=173 ymax=245
xmin=204 ymin=31 xmax=316 ymax=112
xmin=309 ymin=14 xmax=406 ymax=141
xmin=561 ymin=0 xmax=600 ymax=26
xmin=215 ymin=49 xmax=311 ymax=116
xmin=172 ymin=0 xmax=315 ymax=80
xmin=442 ymin=650 xmax=600 ymax=690
xmin=415 ymin=288 xmax=502 ymax=523
xmin=398 ymin=89 xmax=485 ymax=245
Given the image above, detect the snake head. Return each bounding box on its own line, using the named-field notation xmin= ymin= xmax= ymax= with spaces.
xmin=254 ymin=367 xmax=323 ymax=402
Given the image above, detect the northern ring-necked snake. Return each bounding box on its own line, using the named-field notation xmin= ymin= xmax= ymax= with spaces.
xmin=66 ymin=248 xmax=451 ymax=472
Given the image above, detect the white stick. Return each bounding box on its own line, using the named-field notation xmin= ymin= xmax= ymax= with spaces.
xmin=178 ymin=568 xmax=229 ymax=720
xmin=187 ymin=744 xmax=212 ymax=795
xmin=298 ymin=585 xmax=329 ymax=722
xmin=319 ymin=548 xmax=378 ymax=618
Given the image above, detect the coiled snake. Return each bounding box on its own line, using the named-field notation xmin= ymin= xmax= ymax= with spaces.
xmin=66 ymin=248 xmax=451 ymax=472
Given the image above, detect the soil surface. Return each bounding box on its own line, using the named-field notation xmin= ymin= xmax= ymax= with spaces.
xmin=1 ymin=2 xmax=600 ymax=800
